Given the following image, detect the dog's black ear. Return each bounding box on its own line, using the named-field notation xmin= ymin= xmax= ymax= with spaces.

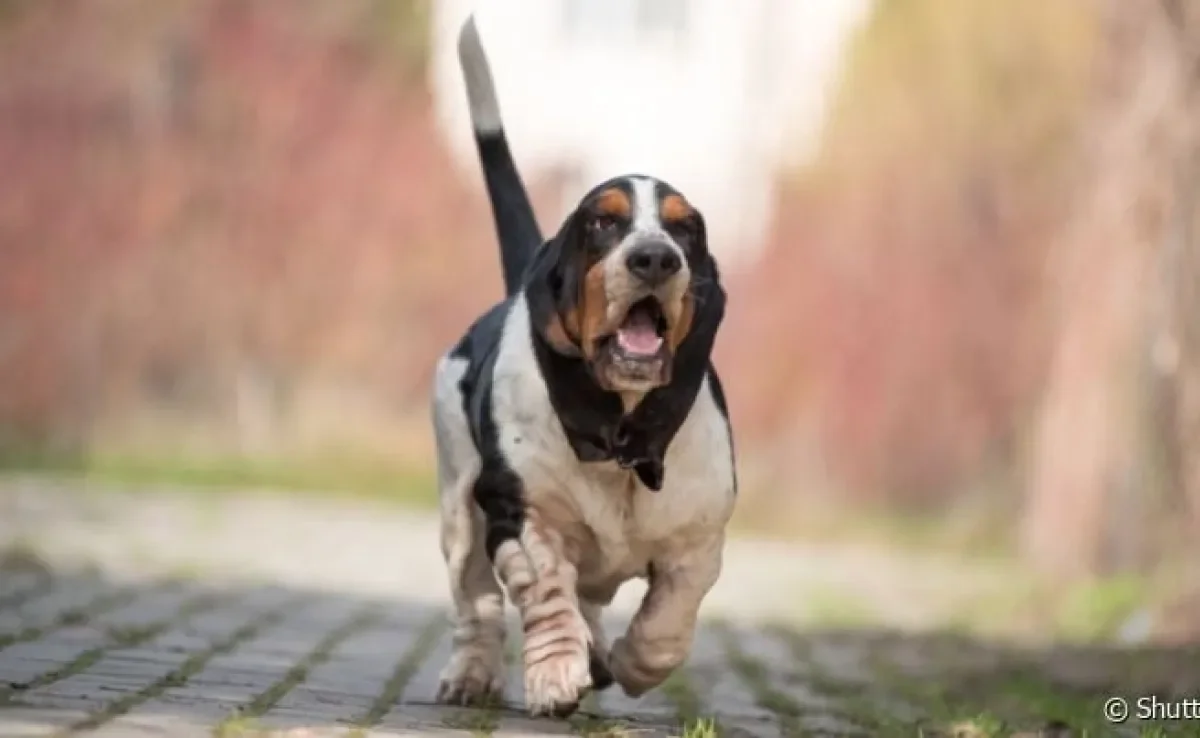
xmin=680 ymin=259 xmax=725 ymax=361
xmin=525 ymin=211 xmax=586 ymax=357
xmin=687 ymin=203 xmax=712 ymax=259
xmin=673 ymin=209 xmax=725 ymax=364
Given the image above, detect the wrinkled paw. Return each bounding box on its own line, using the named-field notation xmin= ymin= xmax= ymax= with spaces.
xmin=524 ymin=648 xmax=592 ymax=717
xmin=437 ymin=646 xmax=505 ymax=706
xmin=609 ymin=636 xmax=678 ymax=699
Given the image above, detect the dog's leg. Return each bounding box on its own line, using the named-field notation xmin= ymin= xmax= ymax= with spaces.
xmin=483 ymin=493 xmax=592 ymax=717
xmin=437 ymin=466 xmax=507 ymax=705
xmin=580 ymin=599 xmax=614 ymax=691
xmin=609 ymin=534 xmax=724 ymax=697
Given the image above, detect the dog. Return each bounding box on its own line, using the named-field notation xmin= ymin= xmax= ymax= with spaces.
xmin=432 ymin=15 xmax=737 ymax=718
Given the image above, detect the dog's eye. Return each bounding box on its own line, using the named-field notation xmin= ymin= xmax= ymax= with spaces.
xmin=591 ymin=215 xmax=617 ymax=233
xmin=666 ymin=218 xmax=695 ymax=242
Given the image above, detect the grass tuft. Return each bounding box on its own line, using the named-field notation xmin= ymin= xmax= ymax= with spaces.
xmin=570 ymin=713 xmax=631 ymax=738
xmin=680 ymin=717 xmax=720 ymax=738
xmin=442 ymin=708 xmax=499 ymax=737
xmin=213 ymin=715 xmax=265 ymax=738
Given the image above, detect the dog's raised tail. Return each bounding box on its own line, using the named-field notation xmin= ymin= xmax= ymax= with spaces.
xmin=458 ymin=15 xmax=542 ymax=297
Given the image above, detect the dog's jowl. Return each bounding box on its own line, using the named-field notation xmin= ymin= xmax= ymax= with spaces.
xmin=431 ymin=16 xmax=737 ymax=718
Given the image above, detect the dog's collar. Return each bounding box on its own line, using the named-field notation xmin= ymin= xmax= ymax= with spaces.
xmin=565 ymin=421 xmax=665 ymax=491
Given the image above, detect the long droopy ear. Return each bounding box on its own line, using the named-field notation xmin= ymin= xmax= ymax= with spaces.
xmin=525 ymin=213 xmax=586 ymax=357
xmin=663 ymin=202 xmax=713 ymax=353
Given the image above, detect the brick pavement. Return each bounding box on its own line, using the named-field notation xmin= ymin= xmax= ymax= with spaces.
xmin=1 ymin=479 xmax=1199 ymax=737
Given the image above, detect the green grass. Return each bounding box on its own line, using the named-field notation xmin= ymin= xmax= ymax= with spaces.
xmin=680 ymin=717 xmax=720 ymax=738
xmin=0 ymin=449 xmax=437 ymax=507
xmin=766 ymin=625 xmax=1200 ymax=737
xmin=660 ymin=668 xmax=704 ymax=724
xmin=795 ymin=585 xmax=882 ymax=628
xmin=570 ymin=714 xmax=632 ymax=738
xmin=442 ymin=708 xmax=500 ymax=737
xmin=729 ymin=494 xmax=1020 ymax=562
xmin=1053 ymin=576 xmax=1149 ymax=642
xmin=937 ymin=573 xmax=1160 ymax=644
xmin=212 ymin=716 xmax=265 ymax=737
xmin=897 ymin=672 xmax=1119 ymax=737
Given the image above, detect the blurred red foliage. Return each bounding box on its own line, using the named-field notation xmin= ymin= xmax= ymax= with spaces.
xmin=0 ymin=0 xmax=1097 ymax=516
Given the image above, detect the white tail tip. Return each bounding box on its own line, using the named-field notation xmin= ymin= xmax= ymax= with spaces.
xmin=458 ymin=15 xmax=503 ymax=134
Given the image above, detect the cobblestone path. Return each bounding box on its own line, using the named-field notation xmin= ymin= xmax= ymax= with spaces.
xmin=1 ymin=479 xmax=1199 ymax=737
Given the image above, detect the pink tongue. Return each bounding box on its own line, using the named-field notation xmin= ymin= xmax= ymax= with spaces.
xmin=616 ymin=313 xmax=663 ymax=356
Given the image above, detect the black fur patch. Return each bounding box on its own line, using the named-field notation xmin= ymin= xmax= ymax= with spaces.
xmin=451 ymin=299 xmax=529 ymax=560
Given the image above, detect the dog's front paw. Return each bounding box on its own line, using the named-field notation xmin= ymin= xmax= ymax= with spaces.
xmin=523 ymin=643 xmax=592 ymax=717
xmin=609 ymin=636 xmax=648 ymax=698
xmin=609 ymin=635 xmax=684 ymax=698
xmin=437 ymin=644 xmax=505 ymax=706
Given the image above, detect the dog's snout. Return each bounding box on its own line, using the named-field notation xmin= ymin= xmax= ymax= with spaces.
xmin=625 ymin=242 xmax=682 ymax=286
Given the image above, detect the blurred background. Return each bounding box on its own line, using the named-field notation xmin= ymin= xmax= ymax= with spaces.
xmin=3 ymin=0 xmax=1200 ymax=640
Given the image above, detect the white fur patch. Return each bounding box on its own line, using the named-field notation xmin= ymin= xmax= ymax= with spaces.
xmin=457 ymin=16 xmax=503 ymax=135
xmin=630 ymin=176 xmax=665 ymax=233
xmin=432 ymin=353 xmax=477 ymax=520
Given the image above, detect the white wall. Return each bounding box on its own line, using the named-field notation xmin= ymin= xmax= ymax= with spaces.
xmin=429 ymin=0 xmax=873 ymax=267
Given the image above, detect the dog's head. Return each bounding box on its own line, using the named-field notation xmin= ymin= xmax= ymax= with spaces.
xmin=527 ymin=175 xmax=725 ymax=397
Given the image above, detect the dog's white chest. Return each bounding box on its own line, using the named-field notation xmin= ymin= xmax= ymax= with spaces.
xmin=563 ymin=460 xmax=711 ymax=587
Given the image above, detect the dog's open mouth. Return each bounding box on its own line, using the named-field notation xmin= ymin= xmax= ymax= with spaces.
xmin=610 ymin=297 xmax=668 ymax=362
xmin=593 ymin=297 xmax=673 ymax=392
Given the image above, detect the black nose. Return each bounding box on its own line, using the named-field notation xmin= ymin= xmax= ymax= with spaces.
xmin=625 ymin=242 xmax=682 ymax=285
